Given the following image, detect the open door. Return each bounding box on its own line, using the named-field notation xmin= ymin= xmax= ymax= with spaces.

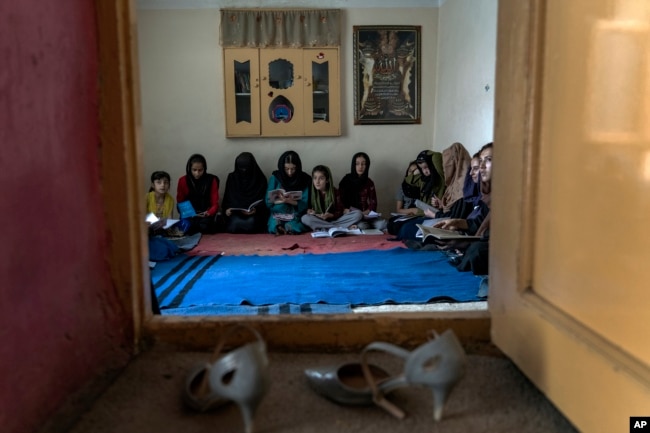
xmin=491 ymin=1 xmax=650 ymax=431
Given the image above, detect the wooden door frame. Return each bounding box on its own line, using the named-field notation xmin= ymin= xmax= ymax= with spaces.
xmin=490 ymin=1 xmax=650 ymax=431
xmin=96 ymin=0 xmax=491 ymax=353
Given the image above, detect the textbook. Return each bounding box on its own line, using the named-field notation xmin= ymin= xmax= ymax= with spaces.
xmin=310 ymin=227 xmax=384 ymax=238
xmin=177 ymin=201 xmax=197 ymax=219
xmin=268 ymin=189 xmax=303 ymax=203
xmin=229 ymin=199 xmax=263 ymax=213
xmin=415 ymin=199 xmax=438 ymax=214
xmin=272 ymin=212 xmax=295 ymax=222
xmin=390 ymin=213 xmax=418 ymax=222
xmin=350 ymin=208 xmax=382 ymax=219
xmin=415 ymin=224 xmax=482 ymax=241
xmin=145 ymin=213 xmax=179 ymax=229
xmin=311 ymin=227 xmax=363 ymax=238
xmin=363 ymin=210 xmax=382 ymax=219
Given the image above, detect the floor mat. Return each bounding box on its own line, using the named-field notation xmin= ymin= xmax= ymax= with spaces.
xmin=188 ymin=232 xmax=405 ymax=256
xmin=151 ymin=248 xmax=482 ymax=314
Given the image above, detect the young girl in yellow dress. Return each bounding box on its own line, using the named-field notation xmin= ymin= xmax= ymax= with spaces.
xmin=145 ymin=170 xmax=175 ymax=233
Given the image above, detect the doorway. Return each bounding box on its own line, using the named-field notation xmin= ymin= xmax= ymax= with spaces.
xmin=97 ymin=0 xmax=493 ymax=350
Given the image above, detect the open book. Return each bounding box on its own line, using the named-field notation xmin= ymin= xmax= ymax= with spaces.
xmin=310 ymin=227 xmax=384 ymax=238
xmin=390 ymin=213 xmax=419 ymax=222
xmin=177 ymin=200 xmax=197 ymax=219
xmin=229 ymin=199 xmax=263 ymax=213
xmin=415 ymin=199 xmax=438 ymax=215
xmin=311 ymin=227 xmax=363 ymax=238
xmin=415 ymin=224 xmax=482 ymax=241
xmin=268 ymin=189 xmax=303 ymax=203
xmin=145 ymin=213 xmax=179 ymax=229
xmin=363 ymin=210 xmax=382 ymax=220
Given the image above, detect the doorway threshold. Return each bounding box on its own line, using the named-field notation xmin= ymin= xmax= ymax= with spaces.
xmin=353 ymin=301 xmax=488 ymax=313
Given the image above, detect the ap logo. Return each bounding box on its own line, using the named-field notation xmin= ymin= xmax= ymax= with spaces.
xmin=631 ymin=417 xmax=650 ymax=431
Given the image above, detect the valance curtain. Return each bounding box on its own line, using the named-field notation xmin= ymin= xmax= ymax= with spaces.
xmin=220 ymin=9 xmax=341 ymax=48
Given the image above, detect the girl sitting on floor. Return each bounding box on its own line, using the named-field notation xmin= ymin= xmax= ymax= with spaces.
xmin=338 ymin=152 xmax=386 ymax=230
xmin=222 ymin=152 xmax=269 ymax=234
xmin=265 ymin=150 xmax=311 ymax=235
xmin=145 ymin=170 xmax=175 ymax=234
xmin=176 ymin=153 xmax=220 ymax=235
xmin=301 ymin=165 xmax=363 ymax=231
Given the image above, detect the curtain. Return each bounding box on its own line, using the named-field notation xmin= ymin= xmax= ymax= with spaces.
xmin=220 ymin=9 xmax=341 ymax=48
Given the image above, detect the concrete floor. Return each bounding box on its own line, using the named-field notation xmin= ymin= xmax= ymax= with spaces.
xmin=57 ymin=343 xmax=577 ymax=433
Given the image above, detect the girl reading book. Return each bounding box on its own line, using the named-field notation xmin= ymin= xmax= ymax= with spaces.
xmin=265 ymin=150 xmax=311 ymax=235
xmin=338 ymin=152 xmax=386 ymax=230
xmin=222 ymin=152 xmax=269 ymax=234
xmin=176 ymin=153 xmax=220 ymax=234
xmin=301 ymin=165 xmax=363 ymax=232
xmin=146 ymin=170 xmax=174 ymax=227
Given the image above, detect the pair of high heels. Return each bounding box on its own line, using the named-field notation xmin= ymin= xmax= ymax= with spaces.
xmin=183 ymin=327 xmax=465 ymax=432
xmin=304 ymin=329 xmax=466 ymax=422
xmin=183 ymin=325 xmax=270 ymax=433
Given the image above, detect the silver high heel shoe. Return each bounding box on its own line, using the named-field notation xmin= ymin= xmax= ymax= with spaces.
xmin=304 ymin=329 xmax=466 ymax=422
xmin=183 ymin=325 xmax=270 ymax=433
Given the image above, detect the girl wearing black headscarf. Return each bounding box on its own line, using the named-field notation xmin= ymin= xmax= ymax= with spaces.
xmin=389 ymin=149 xmax=445 ymax=238
xmin=265 ymin=150 xmax=312 ymax=234
xmin=222 ymin=152 xmax=269 ymax=233
xmin=338 ymin=152 xmax=387 ymax=230
xmin=338 ymin=152 xmax=377 ymax=212
xmin=176 ymin=153 xmax=220 ymax=234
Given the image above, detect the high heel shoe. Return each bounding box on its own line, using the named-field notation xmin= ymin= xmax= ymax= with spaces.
xmin=304 ymin=329 xmax=466 ymax=422
xmin=183 ymin=325 xmax=270 ymax=433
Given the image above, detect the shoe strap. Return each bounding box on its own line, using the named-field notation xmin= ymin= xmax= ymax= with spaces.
xmin=196 ymin=325 xmax=264 ymax=396
xmin=360 ymin=342 xmax=411 ymax=419
xmin=209 ymin=325 xmax=264 ymax=363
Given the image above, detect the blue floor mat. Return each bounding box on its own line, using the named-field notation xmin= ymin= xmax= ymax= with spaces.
xmin=151 ymin=248 xmax=482 ymax=314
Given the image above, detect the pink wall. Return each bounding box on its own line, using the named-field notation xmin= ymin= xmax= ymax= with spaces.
xmin=0 ymin=2 xmax=132 ymax=433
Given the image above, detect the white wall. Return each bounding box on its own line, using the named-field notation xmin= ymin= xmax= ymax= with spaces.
xmin=137 ymin=1 xmax=496 ymax=216
xmin=433 ymin=0 xmax=497 ymax=154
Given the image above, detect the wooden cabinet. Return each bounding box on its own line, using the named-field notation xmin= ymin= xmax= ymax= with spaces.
xmin=223 ymin=48 xmax=340 ymax=137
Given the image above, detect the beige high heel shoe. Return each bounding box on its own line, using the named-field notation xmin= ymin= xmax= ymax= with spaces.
xmin=183 ymin=325 xmax=270 ymax=433
xmin=304 ymin=329 xmax=466 ymax=422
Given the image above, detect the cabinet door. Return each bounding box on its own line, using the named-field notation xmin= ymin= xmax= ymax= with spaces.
xmin=259 ymin=49 xmax=304 ymax=137
xmin=224 ymin=49 xmax=260 ymax=137
xmin=303 ymin=48 xmax=340 ymax=137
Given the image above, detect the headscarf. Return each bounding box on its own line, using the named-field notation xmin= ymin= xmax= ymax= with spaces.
xmin=470 ymin=142 xmax=494 ymax=236
xmin=309 ymin=165 xmax=336 ymax=214
xmin=271 ymin=150 xmax=311 ymax=191
xmin=222 ymin=152 xmax=267 ymax=209
xmin=400 ymin=160 xmax=421 ymax=200
xmin=339 ymin=152 xmax=370 ymax=209
xmin=412 ymin=150 xmax=444 ymax=201
xmin=440 ymin=142 xmax=471 ymax=212
xmin=462 ymin=165 xmax=481 ymax=204
xmin=184 ymin=153 xmax=218 ymax=213
xmin=477 ymin=142 xmax=493 ymax=208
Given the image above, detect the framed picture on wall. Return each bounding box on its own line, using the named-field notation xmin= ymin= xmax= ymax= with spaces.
xmin=353 ymin=25 xmax=421 ymax=125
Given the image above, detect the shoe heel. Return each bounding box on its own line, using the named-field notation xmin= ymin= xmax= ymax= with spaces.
xmin=184 ymin=325 xmax=270 ymax=433
xmin=238 ymin=401 xmax=256 ymax=433
xmin=432 ymin=385 xmax=451 ymax=422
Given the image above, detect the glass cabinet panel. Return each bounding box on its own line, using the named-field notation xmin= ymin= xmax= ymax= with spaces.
xmin=268 ymin=59 xmax=294 ymax=90
xmin=224 ymin=48 xmax=260 ymax=137
xmin=234 ymin=60 xmax=251 ymax=123
xmin=303 ymin=48 xmax=340 ymax=137
xmin=312 ymin=61 xmax=329 ymax=123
